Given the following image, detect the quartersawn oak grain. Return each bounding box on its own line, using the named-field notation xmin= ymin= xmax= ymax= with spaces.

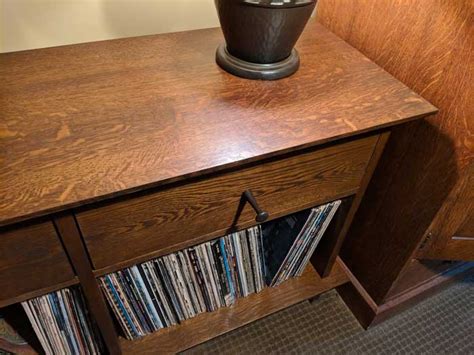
xmin=120 ymin=262 xmax=348 ymax=354
xmin=317 ymin=0 xmax=473 ymax=325
xmin=77 ymin=135 xmax=377 ymax=270
xmin=0 ymin=221 xmax=76 ymax=307
xmin=0 ymin=20 xmax=436 ymax=227
xmin=318 ymin=0 xmax=472 ymax=305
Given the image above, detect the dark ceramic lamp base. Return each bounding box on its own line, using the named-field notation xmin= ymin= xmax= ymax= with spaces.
xmin=216 ymin=44 xmax=300 ymax=80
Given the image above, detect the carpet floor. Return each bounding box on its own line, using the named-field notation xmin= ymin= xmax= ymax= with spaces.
xmin=183 ymin=274 xmax=473 ymax=354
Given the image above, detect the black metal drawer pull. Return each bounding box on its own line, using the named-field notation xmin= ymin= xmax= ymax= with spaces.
xmin=243 ymin=190 xmax=269 ymax=223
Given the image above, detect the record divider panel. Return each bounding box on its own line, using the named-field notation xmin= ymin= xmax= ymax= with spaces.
xmin=48 ymin=133 xmax=390 ymax=355
xmin=311 ymin=132 xmax=391 ymax=277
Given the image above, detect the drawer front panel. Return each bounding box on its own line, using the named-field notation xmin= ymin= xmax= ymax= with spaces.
xmin=78 ymin=136 xmax=378 ymax=270
xmin=0 ymin=221 xmax=76 ymax=303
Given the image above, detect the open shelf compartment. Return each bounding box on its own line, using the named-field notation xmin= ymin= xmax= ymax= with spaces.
xmin=120 ymin=260 xmax=348 ymax=354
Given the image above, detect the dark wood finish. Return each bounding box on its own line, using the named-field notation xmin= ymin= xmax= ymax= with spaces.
xmin=317 ymin=0 xmax=473 ymax=306
xmin=375 ymin=264 xmax=474 ymax=323
xmin=120 ymin=261 xmax=348 ymax=354
xmin=91 ymin=184 xmax=356 ymax=278
xmin=455 ymin=212 xmax=474 ymax=238
xmin=0 ymin=20 xmax=436 ymax=227
xmin=54 ymin=214 xmax=121 ymax=355
xmin=335 ymin=257 xmax=378 ymax=328
xmin=78 ymin=135 xmax=377 ymax=270
xmin=312 ymin=132 xmax=390 ymax=277
xmin=0 ymin=221 xmax=76 ymax=307
xmin=0 ymin=278 xmax=79 ymax=309
xmin=337 ymin=258 xmax=474 ymax=329
xmin=418 ymin=163 xmax=474 ymax=261
xmin=336 ymin=258 xmax=474 ymax=329
xmin=424 ymin=238 xmax=474 ymax=262
xmin=385 ymin=259 xmax=471 ymax=300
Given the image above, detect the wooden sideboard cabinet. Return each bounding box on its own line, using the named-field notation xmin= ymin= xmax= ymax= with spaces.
xmin=0 ymin=20 xmax=436 ymax=354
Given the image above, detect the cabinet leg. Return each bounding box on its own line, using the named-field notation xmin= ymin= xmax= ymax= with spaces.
xmin=54 ymin=214 xmax=122 ymax=354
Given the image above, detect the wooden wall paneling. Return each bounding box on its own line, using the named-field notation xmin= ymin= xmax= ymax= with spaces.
xmin=455 ymin=211 xmax=474 ymax=238
xmin=317 ymin=0 xmax=474 ymax=304
xmin=312 ymin=132 xmax=390 ymax=277
xmin=53 ymin=214 xmax=121 ymax=355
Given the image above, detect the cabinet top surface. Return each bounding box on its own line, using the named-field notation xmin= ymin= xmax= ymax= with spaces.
xmin=0 ymin=20 xmax=436 ymax=226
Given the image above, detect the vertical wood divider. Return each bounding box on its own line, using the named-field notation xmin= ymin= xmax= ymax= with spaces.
xmin=54 ymin=213 xmax=122 ymax=355
xmin=312 ymin=131 xmax=391 ymax=277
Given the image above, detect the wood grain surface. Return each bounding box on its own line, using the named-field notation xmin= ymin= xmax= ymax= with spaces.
xmin=54 ymin=214 xmax=122 ymax=354
xmin=456 ymin=215 xmax=474 ymax=239
xmin=120 ymin=261 xmax=348 ymax=354
xmin=0 ymin=278 xmax=79 ymax=309
xmin=318 ymin=0 xmax=473 ymax=303
xmin=336 ymin=257 xmax=473 ymax=329
xmin=312 ymin=132 xmax=389 ymax=277
xmin=385 ymin=259 xmax=472 ymax=301
xmin=0 ymin=221 xmax=76 ymax=306
xmin=0 ymin=20 xmax=436 ymax=226
xmin=418 ymin=163 xmax=474 ymax=261
xmin=78 ymin=135 xmax=376 ymax=269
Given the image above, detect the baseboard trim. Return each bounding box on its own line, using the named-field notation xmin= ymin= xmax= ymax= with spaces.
xmin=336 ymin=257 xmax=474 ymax=329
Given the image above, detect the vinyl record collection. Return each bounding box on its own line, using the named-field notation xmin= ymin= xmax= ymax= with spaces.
xmin=100 ymin=200 xmax=341 ymax=339
xmin=21 ymin=287 xmax=103 ymax=355
xmin=262 ymin=200 xmax=341 ymax=286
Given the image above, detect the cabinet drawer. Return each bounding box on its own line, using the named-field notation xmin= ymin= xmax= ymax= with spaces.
xmin=0 ymin=221 xmax=76 ymax=304
xmin=77 ymin=135 xmax=378 ymax=270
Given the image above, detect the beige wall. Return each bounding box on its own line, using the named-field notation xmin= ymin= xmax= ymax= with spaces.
xmin=1 ymin=0 xmax=219 ymax=53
